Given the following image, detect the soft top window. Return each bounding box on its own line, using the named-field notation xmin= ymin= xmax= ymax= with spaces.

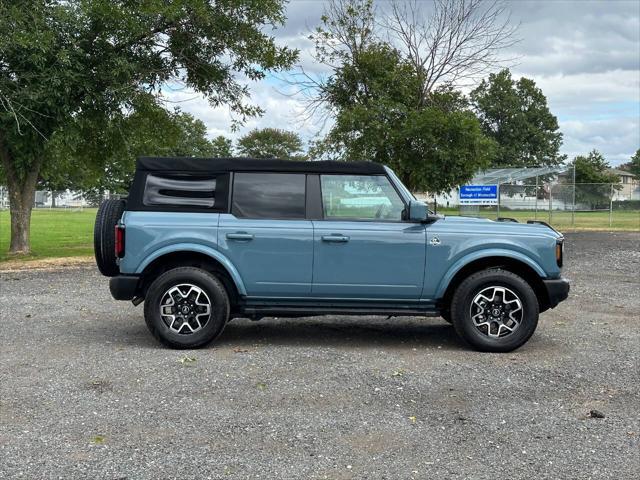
xmin=232 ymin=172 xmax=306 ymax=219
xmin=143 ymin=174 xmax=217 ymax=208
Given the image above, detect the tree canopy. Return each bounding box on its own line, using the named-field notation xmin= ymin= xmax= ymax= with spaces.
xmin=470 ymin=69 xmax=564 ymax=168
xmin=313 ymin=38 xmax=495 ymax=193
xmin=0 ymin=0 xmax=297 ymax=254
xmin=569 ymin=150 xmax=620 ymax=208
xmin=236 ymin=128 xmax=305 ymax=160
xmin=210 ymin=136 xmax=234 ymax=158
xmin=620 ymin=149 xmax=640 ymax=180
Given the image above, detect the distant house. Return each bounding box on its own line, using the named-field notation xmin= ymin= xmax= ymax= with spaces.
xmin=609 ymin=169 xmax=640 ymax=201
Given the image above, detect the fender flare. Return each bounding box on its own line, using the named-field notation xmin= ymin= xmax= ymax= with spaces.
xmin=435 ymin=248 xmax=547 ymax=299
xmin=135 ymin=243 xmax=247 ymax=296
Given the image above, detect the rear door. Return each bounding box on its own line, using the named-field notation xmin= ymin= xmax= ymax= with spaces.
xmin=218 ymin=172 xmax=313 ymax=297
xmin=311 ymin=174 xmax=427 ymax=299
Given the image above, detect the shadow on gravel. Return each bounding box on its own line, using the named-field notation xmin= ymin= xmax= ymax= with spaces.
xmin=215 ymin=317 xmax=465 ymax=351
xmin=87 ymin=314 xmax=464 ymax=351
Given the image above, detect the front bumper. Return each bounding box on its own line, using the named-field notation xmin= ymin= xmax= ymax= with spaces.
xmin=109 ymin=275 xmax=140 ymax=301
xmin=543 ymin=277 xmax=570 ymax=309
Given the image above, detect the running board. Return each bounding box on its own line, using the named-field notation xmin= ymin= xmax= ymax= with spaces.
xmin=237 ymin=300 xmax=440 ymax=318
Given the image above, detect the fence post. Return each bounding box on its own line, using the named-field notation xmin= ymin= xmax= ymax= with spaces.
xmin=534 ymin=175 xmax=538 ymax=220
xmin=609 ymin=183 xmax=614 ymax=228
xmin=496 ymin=183 xmax=500 ymax=219
xmin=548 ymin=184 xmax=553 ymax=224
xmin=572 ymin=164 xmax=576 ymax=227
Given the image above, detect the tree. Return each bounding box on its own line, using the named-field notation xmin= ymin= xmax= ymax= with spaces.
xmin=315 ymin=42 xmax=494 ymax=193
xmin=386 ymin=0 xmax=518 ymax=106
xmin=570 ymin=150 xmax=620 ymax=209
xmin=210 ymin=136 xmax=233 ymax=158
xmin=43 ymin=98 xmax=241 ymax=197
xmin=620 ymin=149 xmax=640 ymax=180
xmin=236 ymin=128 xmax=305 ymax=160
xmin=470 ymin=69 xmax=564 ymax=167
xmin=0 ymin=0 xmax=297 ymax=255
xmin=301 ymin=0 xmax=517 ymax=115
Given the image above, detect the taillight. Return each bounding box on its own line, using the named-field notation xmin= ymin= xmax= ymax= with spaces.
xmin=556 ymin=239 xmax=564 ymax=267
xmin=115 ymin=224 xmax=125 ymax=258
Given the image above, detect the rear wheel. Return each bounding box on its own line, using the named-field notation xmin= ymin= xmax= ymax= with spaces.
xmin=94 ymin=199 xmax=126 ymax=277
xmin=451 ymin=269 xmax=539 ymax=352
xmin=144 ymin=267 xmax=230 ymax=349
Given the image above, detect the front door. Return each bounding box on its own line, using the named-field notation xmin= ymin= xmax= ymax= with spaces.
xmin=218 ymin=172 xmax=313 ymax=297
xmin=312 ymin=174 xmax=426 ymax=299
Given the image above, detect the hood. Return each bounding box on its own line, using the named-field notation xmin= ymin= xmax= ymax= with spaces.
xmin=434 ymin=215 xmax=563 ymax=239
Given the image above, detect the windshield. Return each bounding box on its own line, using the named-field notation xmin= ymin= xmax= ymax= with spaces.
xmin=383 ymin=166 xmax=416 ymax=202
xmin=384 ymin=166 xmax=437 ymax=215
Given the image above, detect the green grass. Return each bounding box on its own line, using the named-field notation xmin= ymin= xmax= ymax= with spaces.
xmin=439 ymin=208 xmax=640 ymax=230
xmin=0 ymin=206 xmax=638 ymax=263
xmin=0 ymin=208 xmax=97 ymax=262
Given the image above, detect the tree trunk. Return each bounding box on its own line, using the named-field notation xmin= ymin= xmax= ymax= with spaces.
xmin=7 ymin=175 xmax=37 ymax=255
xmin=51 ymin=191 xmax=57 ymax=208
xmin=0 ymin=132 xmax=42 ymax=255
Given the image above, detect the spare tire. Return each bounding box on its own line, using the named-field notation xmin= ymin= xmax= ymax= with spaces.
xmin=94 ymin=199 xmax=126 ymax=277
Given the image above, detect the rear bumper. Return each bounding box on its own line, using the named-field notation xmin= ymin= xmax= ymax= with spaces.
xmin=543 ymin=277 xmax=570 ymax=309
xmin=109 ymin=275 xmax=140 ymax=301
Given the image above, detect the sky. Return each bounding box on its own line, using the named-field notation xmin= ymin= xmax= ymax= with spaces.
xmin=164 ymin=0 xmax=640 ymax=166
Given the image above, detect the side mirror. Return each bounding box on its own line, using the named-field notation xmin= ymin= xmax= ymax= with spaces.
xmin=407 ymin=200 xmax=428 ymax=221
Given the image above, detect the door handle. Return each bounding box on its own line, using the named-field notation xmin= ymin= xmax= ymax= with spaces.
xmin=321 ymin=234 xmax=349 ymax=243
xmin=226 ymin=232 xmax=254 ymax=241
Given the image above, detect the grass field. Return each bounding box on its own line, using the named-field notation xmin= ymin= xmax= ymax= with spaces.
xmin=0 ymin=208 xmax=97 ymax=262
xmin=0 ymin=207 xmax=638 ymax=263
xmin=438 ymin=208 xmax=640 ymax=230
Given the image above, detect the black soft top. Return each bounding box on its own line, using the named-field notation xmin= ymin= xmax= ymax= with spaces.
xmin=136 ymin=157 xmax=386 ymax=175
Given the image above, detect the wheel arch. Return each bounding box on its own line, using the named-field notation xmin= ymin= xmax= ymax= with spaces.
xmin=438 ymin=255 xmax=551 ymax=314
xmin=137 ymin=245 xmax=246 ymax=304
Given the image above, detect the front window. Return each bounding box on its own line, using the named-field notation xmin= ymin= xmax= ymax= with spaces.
xmin=320 ymin=175 xmax=405 ymax=221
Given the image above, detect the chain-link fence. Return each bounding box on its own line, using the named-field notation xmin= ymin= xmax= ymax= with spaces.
xmin=458 ymin=183 xmax=640 ymax=230
xmin=0 ymin=188 xmax=123 ymax=210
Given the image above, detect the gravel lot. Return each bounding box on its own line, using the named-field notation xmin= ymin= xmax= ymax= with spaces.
xmin=1 ymin=232 xmax=639 ymax=479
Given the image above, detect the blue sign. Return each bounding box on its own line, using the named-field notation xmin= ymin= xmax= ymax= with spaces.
xmin=460 ymin=185 xmax=499 ymax=205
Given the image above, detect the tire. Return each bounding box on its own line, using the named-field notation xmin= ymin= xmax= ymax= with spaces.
xmin=450 ymin=269 xmax=539 ymax=352
xmin=440 ymin=309 xmax=453 ymax=324
xmin=144 ymin=267 xmax=230 ymax=349
xmin=94 ymin=199 xmax=126 ymax=277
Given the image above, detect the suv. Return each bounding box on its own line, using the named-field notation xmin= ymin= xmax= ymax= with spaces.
xmin=95 ymin=157 xmax=569 ymax=352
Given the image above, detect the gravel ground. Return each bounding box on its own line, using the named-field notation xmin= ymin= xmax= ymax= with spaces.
xmin=1 ymin=232 xmax=639 ymax=480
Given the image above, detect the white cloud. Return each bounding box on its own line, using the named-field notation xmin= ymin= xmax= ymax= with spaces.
xmin=561 ymin=117 xmax=639 ymax=164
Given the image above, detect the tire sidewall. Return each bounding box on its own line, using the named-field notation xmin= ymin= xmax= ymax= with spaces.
xmin=144 ymin=268 xmax=229 ymax=348
xmin=452 ymin=271 xmax=539 ymax=352
xmin=94 ymin=199 xmax=126 ymax=277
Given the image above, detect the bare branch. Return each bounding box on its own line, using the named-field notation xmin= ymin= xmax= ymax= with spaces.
xmin=386 ymin=0 xmax=519 ymax=104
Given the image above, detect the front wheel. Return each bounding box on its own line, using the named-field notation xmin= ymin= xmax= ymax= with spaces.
xmin=450 ymin=269 xmax=539 ymax=352
xmin=144 ymin=267 xmax=230 ymax=349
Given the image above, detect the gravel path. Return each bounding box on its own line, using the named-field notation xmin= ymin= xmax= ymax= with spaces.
xmin=1 ymin=232 xmax=639 ymax=479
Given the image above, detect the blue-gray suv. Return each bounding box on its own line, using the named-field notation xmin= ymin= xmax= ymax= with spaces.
xmin=94 ymin=157 xmax=569 ymax=352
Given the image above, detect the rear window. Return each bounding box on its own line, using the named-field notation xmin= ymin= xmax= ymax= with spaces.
xmin=232 ymin=173 xmax=306 ymax=219
xmin=143 ymin=174 xmax=217 ymax=208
